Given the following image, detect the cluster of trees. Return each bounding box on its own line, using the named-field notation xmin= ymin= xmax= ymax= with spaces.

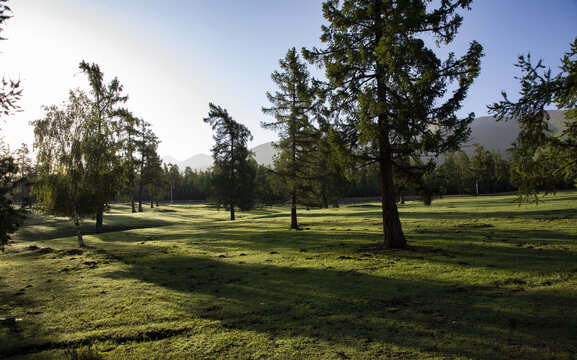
xmin=31 ymin=62 xmax=164 ymax=246
xmin=203 ymin=1 xmax=575 ymax=249
xmin=1 ymin=0 xmax=575 ymax=252
xmin=208 ymin=0 xmax=484 ymax=248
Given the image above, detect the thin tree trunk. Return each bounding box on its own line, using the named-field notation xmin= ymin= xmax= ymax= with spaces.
xmin=322 ymin=184 xmax=328 ymax=209
xmin=67 ymin=180 xmax=84 ymax=247
xmin=290 ymin=190 xmax=298 ymax=229
xmin=138 ymin=180 xmax=143 ymax=212
xmin=131 ymin=194 xmax=136 ymax=213
xmin=95 ymin=212 xmax=103 ymax=234
xmin=229 ymin=138 xmax=235 ymax=221
xmin=72 ymin=205 xmax=84 ymax=248
xmin=374 ymin=6 xmax=406 ymax=249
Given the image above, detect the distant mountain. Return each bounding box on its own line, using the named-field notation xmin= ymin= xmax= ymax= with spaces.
xmin=163 ymin=110 xmax=567 ymax=170
xmin=251 ymin=142 xmax=275 ymax=167
xmin=162 ymin=153 xmax=212 ymax=171
xmin=161 ymin=144 xmax=274 ymax=171
xmin=461 ymin=109 xmax=565 ymax=156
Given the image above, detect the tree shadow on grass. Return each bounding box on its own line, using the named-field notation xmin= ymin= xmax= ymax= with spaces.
xmin=14 ymin=213 xmax=173 ymax=244
xmin=101 ymin=254 xmax=577 ymax=359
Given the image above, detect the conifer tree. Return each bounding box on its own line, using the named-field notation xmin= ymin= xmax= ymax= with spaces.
xmin=116 ymin=109 xmax=141 ymax=213
xmin=304 ymin=0 xmax=483 ymax=248
xmin=204 ymin=103 xmax=255 ymax=220
xmin=262 ymin=47 xmax=323 ymax=229
xmin=135 ymin=120 xmax=159 ymax=212
xmin=0 ymin=0 xmax=24 ymax=250
xmin=489 ymin=37 xmax=577 ymax=200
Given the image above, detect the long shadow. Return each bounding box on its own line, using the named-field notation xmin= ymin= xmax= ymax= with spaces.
xmin=400 ymin=208 xmax=577 ymax=220
xmin=129 ymin=223 xmax=576 ymax=276
xmin=101 ymin=255 xmax=577 ymax=359
xmin=14 ymin=213 xmax=173 ymax=244
xmin=256 ymin=206 xmax=577 ymax=221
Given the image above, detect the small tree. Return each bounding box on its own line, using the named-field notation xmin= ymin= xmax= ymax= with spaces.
xmin=203 ymin=103 xmax=255 ymax=220
xmin=262 ymin=47 xmax=322 ymax=229
xmin=489 ymin=37 xmax=577 ymax=201
xmin=135 ymin=120 xmax=159 ymax=212
xmin=471 ymin=143 xmax=495 ymax=194
xmin=13 ymin=143 xmax=33 ymax=206
xmin=116 ymin=109 xmax=141 ymax=213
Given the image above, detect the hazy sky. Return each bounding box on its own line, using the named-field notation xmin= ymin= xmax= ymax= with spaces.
xmin=1 ymin=0 xmax=576 ymax=160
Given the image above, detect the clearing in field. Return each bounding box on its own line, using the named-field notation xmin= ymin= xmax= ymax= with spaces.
xmin=1 ymin=192 xmax=576 ymax=359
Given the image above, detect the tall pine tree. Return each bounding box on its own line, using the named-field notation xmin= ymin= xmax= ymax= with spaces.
xmin=204 ymin=103 xmax=255 ymax=220
xmin=304 ymin=0 xmax=483 ymax=248
xmin=262 ymin=47 xmax=323 ymax=229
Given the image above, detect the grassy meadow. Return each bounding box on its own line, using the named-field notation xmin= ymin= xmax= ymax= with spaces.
xmin=1 ymin=192 xmax=576 ymax=359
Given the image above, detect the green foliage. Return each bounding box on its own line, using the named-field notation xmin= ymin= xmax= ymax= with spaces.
xmin=115 ymin=109 xmax=141 ymax=212
xmin=304 ymin=0 xmax=484 ymax=248
xmin=489 ymin=37 xmax=577 ymax=201
xmin=0 ymin=0 xmax=25 ymax=251
xmin=204 ymin=103 xmax=256 ymax=219
xmin=32 ymin=61 xmax=138 ymax=243
xmin=0 ymin=155 xmax=24 ymax=250
xmin=0 ymin=1 xmax=21 ymax=118
xmin=32 ymin=91 xmax=91 ymax=217
xmin=78 ymin=61 xmax=128 ymax=232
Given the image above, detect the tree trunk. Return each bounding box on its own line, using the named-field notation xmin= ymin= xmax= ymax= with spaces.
xmin=95 ymin=212 xmax=103 ymax=234
xmin=73 ymin=206 xmax=84 ymax=248
xmin=131 ymin=194 xmax=136 ymax=213
xmin=67 ymin=182 xmax=84 ymax=247
xmin=379 ymin=153 xmax=407 ymax=249
xmin=138 ymin=180 xmax=143 ymax=212
xmin=322 ymin=184 xmax=328 ymax=209
xmin=230 ymin=203 xmax=235 ymax=221
xmin=373 ymin=9 xmax=406 ymax=249
xmin=290 ymin=191 xmax=298 ymax=229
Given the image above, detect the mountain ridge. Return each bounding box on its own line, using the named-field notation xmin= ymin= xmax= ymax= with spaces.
xmin=163 ymin=110 xmax=567 ymax=170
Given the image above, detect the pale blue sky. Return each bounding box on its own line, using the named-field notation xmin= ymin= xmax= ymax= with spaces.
xmin=1 ymin=0 xmax=576 ymax=160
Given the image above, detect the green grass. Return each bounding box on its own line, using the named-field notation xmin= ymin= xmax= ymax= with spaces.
xmin=1 ymin=192 xmax=576 ymax=359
